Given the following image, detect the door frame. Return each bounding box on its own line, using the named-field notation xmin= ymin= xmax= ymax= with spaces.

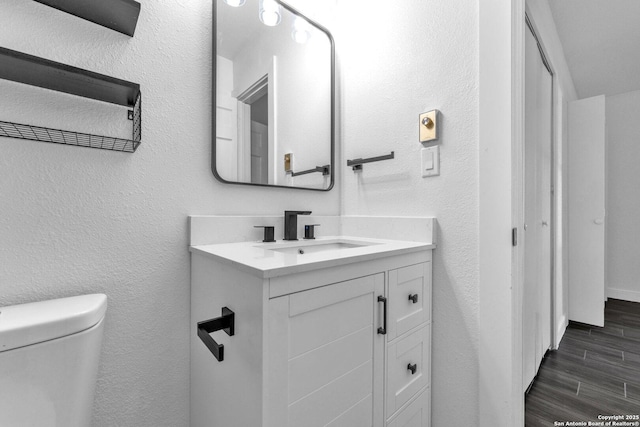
xmin=235 ymin=57 xmax=278 ymax=185
xmin=479 ymin=1 xmax=566 ymax=424
xmin=478 ymin=0 xmax=526 ymax=425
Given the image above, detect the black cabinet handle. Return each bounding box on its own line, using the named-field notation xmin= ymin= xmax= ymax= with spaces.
xmin=407 ymin=363 xmax=417 ymax=375
xmin=197 ymin=307 xmax=235 ymax=362
xmin=408 ymin=293 xmax=419 ymax=304
xmin=377 ymin=296 xmax=387 ymax=335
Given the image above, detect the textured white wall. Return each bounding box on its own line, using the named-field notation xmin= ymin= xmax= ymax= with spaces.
xmin=0 ymin=1 xmax=339 ymax=426
xmin=337 ymin=0 xmax=479 ymax=424
xmin=606 ymin=89 xmax=640 ymax=302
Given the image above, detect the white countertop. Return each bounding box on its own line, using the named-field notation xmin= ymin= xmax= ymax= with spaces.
xmin=190 ymin=236 xmax=435 ymax=278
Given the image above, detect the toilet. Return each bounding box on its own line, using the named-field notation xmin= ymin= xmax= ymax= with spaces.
xmin=0 ymin=294 xmax=107 ymax=427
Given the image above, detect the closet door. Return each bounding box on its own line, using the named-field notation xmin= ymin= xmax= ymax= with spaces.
xmin=523 ymin=25 xmax=553 ymax=390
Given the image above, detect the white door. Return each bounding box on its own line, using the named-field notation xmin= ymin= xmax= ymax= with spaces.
xmin=215 ymin=56 xmax=238 ymax=181
xmin=250 ymin=121 xmax=268 ymax=184
xmin=568 ymin=96 xmax=606 ymax=326
xmin=267 ymin=274 xmax=385 ymax=427
xmin=523 ymin=25 xmax=553 ymax=390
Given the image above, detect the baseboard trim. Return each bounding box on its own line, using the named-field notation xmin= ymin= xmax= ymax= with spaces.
xmin=554 ymin=314 xmax=567 ymax=349
xmin=607 ymin=287 xmax=640 ymax=303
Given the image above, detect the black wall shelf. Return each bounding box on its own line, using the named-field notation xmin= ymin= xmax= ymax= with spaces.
xmin=0 ymin=47 xmax=142 ymax=153
xmin=33 ymin=0 xmax=141 ymax=37
xmin=0 ymin=47 xmax=140 ymax=106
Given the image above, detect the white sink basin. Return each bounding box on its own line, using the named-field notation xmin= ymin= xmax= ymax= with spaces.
xmin=268 ymin=241 xmax=370 ymax=255
xmin=259 ymin=239 xmax=378 ymax=255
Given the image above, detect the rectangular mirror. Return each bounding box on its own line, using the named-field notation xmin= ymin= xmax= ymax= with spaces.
xmin=213 ymin=0 xmax=334 ymax=191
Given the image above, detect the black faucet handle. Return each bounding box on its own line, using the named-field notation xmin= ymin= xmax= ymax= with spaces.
xmin=254 ymin=226 xmax=275 ymax=243
xmin=304 ymin=224 xmax=320 ymax=240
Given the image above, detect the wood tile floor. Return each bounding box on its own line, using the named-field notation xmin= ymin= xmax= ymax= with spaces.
xmin=525 ymin=299 xmax=640 ymax=426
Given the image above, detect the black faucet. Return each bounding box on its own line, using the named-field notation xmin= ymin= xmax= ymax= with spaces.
xmin=284 ymin=210 xmax=311 ymax=240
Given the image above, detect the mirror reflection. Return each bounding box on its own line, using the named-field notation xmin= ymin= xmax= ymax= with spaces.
xmin=214 ymin=0 xmax=334 ymax=190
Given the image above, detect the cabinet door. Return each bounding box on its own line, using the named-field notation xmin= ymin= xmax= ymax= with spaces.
xmin=388 ymin=262 xmax=431 ymax=341
xmin=268 ymin=274 xmax=385 ymax=427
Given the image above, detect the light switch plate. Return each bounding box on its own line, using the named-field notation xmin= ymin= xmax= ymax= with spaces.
xmin=419 ymin=110 xmax=439 ymax=143
xmin=422 ymin=146 xmax=440 ymax=177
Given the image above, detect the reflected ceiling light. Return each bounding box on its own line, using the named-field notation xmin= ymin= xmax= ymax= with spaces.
xmin=259 ymin=0 xmax=281 ymax=26
xmin=223 ymin=0 xmax=246 ymax=6
xmin=292 ymin=17 xmax=311 ymax=44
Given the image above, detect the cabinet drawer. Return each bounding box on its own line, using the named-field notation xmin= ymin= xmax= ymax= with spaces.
xmin=386 ymin=388 xmax=430 ymax=427
xmin=386 ymin=324 xmax=430 ymax=417
xmin=388 ymin=262 xmax=431 ymax=341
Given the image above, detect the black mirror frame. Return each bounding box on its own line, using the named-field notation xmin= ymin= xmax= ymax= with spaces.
xmin=211 ymin=0 xmax=335 ymax=192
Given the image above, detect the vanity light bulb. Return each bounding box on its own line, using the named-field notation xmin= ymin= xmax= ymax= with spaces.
xmin=293 ymin=30 xmax=309 ymax=44
xmin=292 ymin=17 xmax=311 ymax=44
xmin=259 ymin=0 xmax=281 ymax=26
xmin=223 ymin=0 xmax=246 ymax=6
xmin=261 ymin=10 xmax=281 ymax=26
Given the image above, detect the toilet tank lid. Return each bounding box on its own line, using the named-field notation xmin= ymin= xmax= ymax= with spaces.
xmin=0 ymin=294 xmax=107 ymax=353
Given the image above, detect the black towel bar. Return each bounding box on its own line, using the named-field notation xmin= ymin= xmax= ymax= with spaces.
xmin=291 ymin=165 xmax=330 ymax=177
xmin=347 ymin=152 xmax=394 ymax=171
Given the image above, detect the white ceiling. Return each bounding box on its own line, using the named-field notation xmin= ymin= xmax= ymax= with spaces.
xmin=548 ymin=0 xmax=640 ymax=98
xmin=217 ymin=0 xmax=264 ymax=59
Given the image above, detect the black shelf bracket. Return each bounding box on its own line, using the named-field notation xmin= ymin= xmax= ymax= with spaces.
xmin=347 ymin=152 xmax=395 ymax=171
xmin=291 ymin=165 xmax=330 ymax=177
xmin=197 ymin=307 xmax=235 ymax=362
xmin=33 ymin=0 xmax=141 ymax=37
xmin=0 ymin=47 xmax=142 ymax=153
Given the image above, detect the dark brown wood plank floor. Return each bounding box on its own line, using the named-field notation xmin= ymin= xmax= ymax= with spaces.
xmin=525 ymin=299 xmax=640 ymax=426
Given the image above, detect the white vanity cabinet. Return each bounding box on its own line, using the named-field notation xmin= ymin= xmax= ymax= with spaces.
xmin=190 ymin=243 xmax=432 ymax=427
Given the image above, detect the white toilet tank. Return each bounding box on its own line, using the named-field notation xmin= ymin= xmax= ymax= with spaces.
xmin=0 ymin=294 xmax=107 ymax=427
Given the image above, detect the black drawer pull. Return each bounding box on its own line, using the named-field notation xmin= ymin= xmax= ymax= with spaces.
xmin=407 ymin=363 xmax=417 ymax=375
xmin=197 ymin=307 xmax=235 ymax=362
xmin=377 ymin=296 xmax=387 ymax=335
xmin=408 ymin=294 xmax=419 ymax=304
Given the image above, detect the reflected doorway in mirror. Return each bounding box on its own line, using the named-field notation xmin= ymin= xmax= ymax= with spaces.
xmin=236 ymin=74 xmax=271 ymax=184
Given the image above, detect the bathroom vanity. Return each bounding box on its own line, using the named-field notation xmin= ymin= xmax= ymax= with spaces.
xmin=190 ymin=236 xmax=434 ymax=427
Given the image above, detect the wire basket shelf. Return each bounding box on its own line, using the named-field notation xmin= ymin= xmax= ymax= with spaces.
xmin=0 ymin=92 xmax=142 ymax=153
